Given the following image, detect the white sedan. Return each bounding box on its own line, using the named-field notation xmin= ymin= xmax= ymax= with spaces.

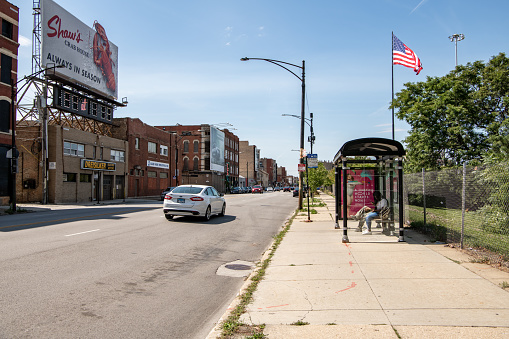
xmin=163 ymin=185 xmax=226 ymax=221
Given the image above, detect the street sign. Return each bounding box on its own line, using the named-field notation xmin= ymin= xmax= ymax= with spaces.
xmin=298 ymin=163 xmax=306 ymax=172
xmin=307 ymin=154 xmax=318 ymax=168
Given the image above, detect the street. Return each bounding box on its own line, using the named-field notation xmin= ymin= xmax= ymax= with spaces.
xmin=0 ymin=192 xmax=296 ymax=338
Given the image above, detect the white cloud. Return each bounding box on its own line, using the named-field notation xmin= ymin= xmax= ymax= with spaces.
xmin=19 ymin=35 xmax=31 ymax=47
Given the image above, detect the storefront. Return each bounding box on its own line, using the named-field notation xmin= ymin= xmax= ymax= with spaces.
xmin=16 ymin=125 xmax=128 ymax=204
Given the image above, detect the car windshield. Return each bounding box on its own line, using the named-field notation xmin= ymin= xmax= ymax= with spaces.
xmin=172 ymin=187 xmax=204 ymax=194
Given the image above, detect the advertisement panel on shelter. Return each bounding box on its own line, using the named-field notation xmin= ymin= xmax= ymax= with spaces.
xmin=210 ymin=126 xmax=225 ymax=173
xmin=341 ymin=169 xmax=375 ymax=218
xmin=41 ymin=0 xmax=119 ymax=100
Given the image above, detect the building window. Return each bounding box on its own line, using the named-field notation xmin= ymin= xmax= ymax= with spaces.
xmin=80 ymin=174 xmax=91 ymax=182
xmin=160 ymin=172 xmax=168 ymax=179
xmin=0 ymin=100 xmax=9 ymax=133
xmin=63 ymin=173 xmax=77 ymax=182
xmin=135 ymin=137 xmax=140 ymax=150
xmin=183 ymin=140 xmax=189 ymax=153
xmin=111 ymin=150 xmax=125 ymax=162
xmin=193 ymin=157 xmax=199 ymax=171
xmin=193 ymin=140 xmax=199 ymax=152
xmin=147 ymin=171 xmax=157 ymax=178
xmin=63 ymin=141 xmax=85 ymax=157
xmin=1 ymin=54 xmax=12 ymax=84
xmin=148 ymin=141 xmax=156 ymax=153
xmin=183 ymin=157 xmax=189 ymax=171
xmin=2 ymin=20 xmax=13 ymax=40
xmin=160 ymin=145 xmax=168 ymax=156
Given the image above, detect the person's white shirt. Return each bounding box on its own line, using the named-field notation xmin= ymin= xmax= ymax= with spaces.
xmin=376 ymin=198 xmax=388 ymax=211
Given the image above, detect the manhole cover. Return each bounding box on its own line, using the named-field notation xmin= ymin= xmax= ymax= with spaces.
xmin=217 ymin=260 xmax=255 ymax=277
xmin=225 ymin=264 xmax=252 ymax=270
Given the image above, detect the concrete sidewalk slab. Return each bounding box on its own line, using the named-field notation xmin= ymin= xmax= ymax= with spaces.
xmin=211 ymin=192 xmax=509 ymax=338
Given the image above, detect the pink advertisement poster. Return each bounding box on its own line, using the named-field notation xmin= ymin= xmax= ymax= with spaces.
xmin=341 ymin=169 xmax=375 ymax=218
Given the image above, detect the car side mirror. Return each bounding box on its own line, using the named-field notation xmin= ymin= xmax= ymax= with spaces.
xmin=220 ymin=193 xmax=224 ymax=197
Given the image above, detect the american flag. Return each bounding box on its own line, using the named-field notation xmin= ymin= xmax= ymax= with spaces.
xmin=393 ymin=34 xmax=422 ymax=75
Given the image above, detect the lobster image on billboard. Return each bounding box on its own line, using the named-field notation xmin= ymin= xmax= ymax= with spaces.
xmin=41 ymin=0 xmax=118 ymax=100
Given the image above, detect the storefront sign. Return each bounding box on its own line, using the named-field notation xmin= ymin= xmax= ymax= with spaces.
xmin=147 ymin=160 xmax=169 ymax=169
xmin=81 ymin=159 xmax=116 ymax=171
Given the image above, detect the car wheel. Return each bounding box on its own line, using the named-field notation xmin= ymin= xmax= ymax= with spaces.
xmin=204 ymin=206 xmax=211 ymax=221
xmin=165 ymin=214 xmax=173 ymax=220
xmin=219 ymin=203 xmax=226 ymax=217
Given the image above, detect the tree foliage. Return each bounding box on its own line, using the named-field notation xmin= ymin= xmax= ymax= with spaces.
xmin=392 ymin=53 xmax=509 ymax=172
xmin=306 ymin=162 xmax=333 ymax=192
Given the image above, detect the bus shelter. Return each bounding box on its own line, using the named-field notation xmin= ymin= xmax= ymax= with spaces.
xmin=333 ymin=138 xmax=406 ymax=243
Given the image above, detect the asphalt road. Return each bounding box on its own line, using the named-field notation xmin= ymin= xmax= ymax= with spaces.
xmin=0 ymin=191 xmax=297 ymax=338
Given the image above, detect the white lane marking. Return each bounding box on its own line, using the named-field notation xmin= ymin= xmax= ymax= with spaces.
xmin=65 ymin=229 xmax=101 ymax=237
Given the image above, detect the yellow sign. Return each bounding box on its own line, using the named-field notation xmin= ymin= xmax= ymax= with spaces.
xmin=81 ymin=159 xmax=116 ymax=171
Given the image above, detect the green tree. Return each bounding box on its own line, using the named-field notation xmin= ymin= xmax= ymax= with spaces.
xmin=391 ymin=53 xmax=509 ymax=172
xmin=306 ymin=162 xmax=333 ymax=193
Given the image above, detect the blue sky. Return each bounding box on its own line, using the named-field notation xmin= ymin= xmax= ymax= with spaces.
xmin=13 ymin=0 xmax=509 ymax=176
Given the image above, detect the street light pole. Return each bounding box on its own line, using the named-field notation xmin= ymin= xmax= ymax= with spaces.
xmin=449 ymin=33 xmax=465 ymax=67
xmin=282 ymin=113 xmax=315 ymax=155
xmin=241 ymin=57 xmax=306 ymax=209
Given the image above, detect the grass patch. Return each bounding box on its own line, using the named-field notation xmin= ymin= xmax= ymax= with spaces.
xmin=500 ymin=281 xmax=509 ymax=289
xmin=290 ymin=320 xmax=309 ymax=326
xmin=407 ymin=205 xmax=509 ymax=259
xmin=219 ymin=210 xmax=298 ymax=338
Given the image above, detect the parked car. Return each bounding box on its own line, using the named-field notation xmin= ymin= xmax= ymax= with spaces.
xmin=283 ymin=187 xmax=291 ymax=192
xmin=163 ymin=185 xmax=226 ymax=221
xmin=230 ymin=187 xmax=242 ymax=194
xmin=266 ymin=187 xmax=274 ymax=192
xmin=293 ymin=186 xmax=308 ymax=197
xmin=274 ymin=187 xmax=280 ymax=192
xmin=160 ymin=187 xmax=176 ymax=201
xmin=293 ymin=187 xmax=299 ymax=197
xmin=252 ymin=185 xmax=263 ymax=193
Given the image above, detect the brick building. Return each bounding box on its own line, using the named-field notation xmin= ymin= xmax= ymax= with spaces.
xmin=239 ymin=141 xmax=258 ymax=186
xmin=261 ymin=158 xmax=277 ymax=187
xmin=16 ymin=124 xmax=127 ymax=203
xmin=277 ymin=166 xmax=288 ymax=186
xmin=0 ymin=0 xmax=18 ymax=205
xmin=155 ymin=124 xmax=239 ymax=193
xmin=112 ymin=118 xmax=174 ymax=197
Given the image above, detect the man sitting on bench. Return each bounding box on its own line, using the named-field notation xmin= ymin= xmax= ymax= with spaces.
xmin=350 ymin=191 xmax=388 ymax=235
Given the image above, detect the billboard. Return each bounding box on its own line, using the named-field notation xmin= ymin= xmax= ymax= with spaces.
xmin=41 ymin=0 xmax=118 ymax=100
xmin=210 ymin=127 xmax=225 ymax=173
xmin=341 ymin=169 xmax=375 ymax=218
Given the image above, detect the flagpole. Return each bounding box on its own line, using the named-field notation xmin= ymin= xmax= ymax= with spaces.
xmin=391 ymin=31 xmax=395 ymax=140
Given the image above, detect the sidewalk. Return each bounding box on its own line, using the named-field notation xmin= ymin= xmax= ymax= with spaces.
xmin=0 ymin=197 xmax=160 ymax=216
xmin=211 ymin=193 xmax=509 ymax=338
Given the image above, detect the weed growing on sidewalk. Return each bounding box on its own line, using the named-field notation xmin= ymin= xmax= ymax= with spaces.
xmin=500 ymin=281 xmax=509 ymax=289
xmin=290 ymin=320 xmax=309 ymax=326
xmin=219 ymin=211 xmax=297 ymax=338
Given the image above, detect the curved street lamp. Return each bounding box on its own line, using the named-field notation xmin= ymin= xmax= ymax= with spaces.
xmin=241 ymin=57 xmax=306 ymax=209
xmin=282 ymin=112 xmax=314 ymax=154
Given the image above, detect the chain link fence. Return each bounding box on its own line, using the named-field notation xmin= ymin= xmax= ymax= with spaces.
xmin=404 ymin=162 xmax=509 ymax=270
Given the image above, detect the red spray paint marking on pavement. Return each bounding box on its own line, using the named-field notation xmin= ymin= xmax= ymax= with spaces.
xmin=257 ymin=304 xmax=289 ymax=310
xmin=335 ymin=282 xmax=357 ymax=293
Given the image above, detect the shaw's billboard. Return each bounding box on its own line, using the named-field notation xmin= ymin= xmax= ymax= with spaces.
xmin=41 ymin=0 xmax=118 ymax=100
